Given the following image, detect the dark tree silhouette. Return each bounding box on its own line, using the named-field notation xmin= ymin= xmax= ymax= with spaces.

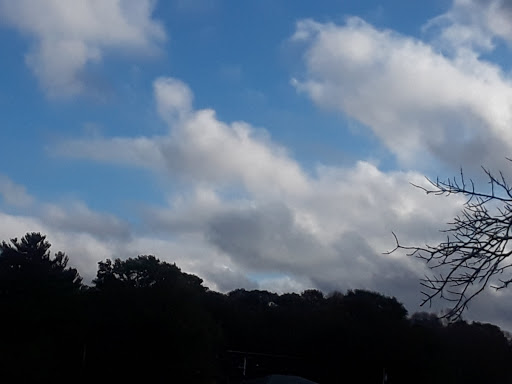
xmin=0 ymin=233 xmax=84 ymax=381
xmin=343 ymin=289 xmax=408 ymax=322
xmin=0 ymin=232 xmax=82 ymax=296
xmin=300 ymin=289 xmax=324 ymax=304
xmin=94 ymin=254 xmax=204 ymax=292
xmin=389 ymin=166 xmax=512 ymax=319
xmin=1 ymin=232 xmax=511 ymax=383
xmin=88 ymin=255 xmax=218 ymax=382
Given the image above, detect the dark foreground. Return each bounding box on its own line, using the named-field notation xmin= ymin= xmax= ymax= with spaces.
xmin=1 ymin=233 xmax=511 ymax=383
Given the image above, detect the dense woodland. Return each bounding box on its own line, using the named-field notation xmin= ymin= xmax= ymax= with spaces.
xmin=1 ymin=232 xmax=511 ymax=383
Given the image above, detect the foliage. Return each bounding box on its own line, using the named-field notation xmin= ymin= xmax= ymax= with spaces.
xmin=1 ymin=232 xmax=511 ymax=383
xmin=93 ymin=254 xmax=204 ymax=293
xmin=0 ymin=232 xmax=82 ymax=296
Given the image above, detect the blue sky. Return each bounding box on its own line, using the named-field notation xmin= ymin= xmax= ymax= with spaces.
xmin=2 ymin=0 xmax=512 ymax=328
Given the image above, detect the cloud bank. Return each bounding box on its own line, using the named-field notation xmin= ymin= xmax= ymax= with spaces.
xmin=52 ymin=77 xmax=465 ymax=305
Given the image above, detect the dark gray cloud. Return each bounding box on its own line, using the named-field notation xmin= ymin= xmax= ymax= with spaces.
xmin=205 ymin=203 xmax=436 ymax=315
xmin=206 ymin=203 xmax=334 ymax=273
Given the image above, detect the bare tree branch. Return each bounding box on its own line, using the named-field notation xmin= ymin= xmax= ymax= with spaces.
xmin=388 ymin=167 xmax=512 ymax=320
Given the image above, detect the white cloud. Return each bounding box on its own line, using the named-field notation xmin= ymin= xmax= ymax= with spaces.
xmin=291 ymin=17 xmax=512 ymax=173
xmin=5 ymin=69 xmax=510 ymax=327
xmin=155 ymin=77 xmax=194 ymax=124
xmin=0 ymin=0 xmax=165 ymax=97
xmin=0 ymin=184 xmax=132 ymax=282
xmin=0 ymin=205 xmax=236 ymax=288
xmin=0 ymin=175 xmax=34 ymax=207
xmin=0 ymin=211 xmax=116 ymax=282
xmin=42 ymin=201 xmax=131 ymax=240
xmin=58 ymin=77 xmax=311 ymax=199
xmin=258 ymin=274 xmax=312 ymax=294
xmin=0 ymin=177 xmax=254 ymax=290
xmin=426 ymin=0 xmax=512 ymax=53
xmin=52 ymin=77 xmax=470 ymax=310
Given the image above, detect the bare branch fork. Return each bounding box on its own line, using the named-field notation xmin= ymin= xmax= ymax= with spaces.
xmin=387 ymin=165 xmax=512 ymax=320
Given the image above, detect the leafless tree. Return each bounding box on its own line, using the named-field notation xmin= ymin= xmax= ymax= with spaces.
xmin=388 ymin=165 xmax=512 ymax=320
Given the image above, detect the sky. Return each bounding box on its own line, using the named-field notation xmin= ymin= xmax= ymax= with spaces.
xmin=3 ymin=0 xmax=512 ymax=329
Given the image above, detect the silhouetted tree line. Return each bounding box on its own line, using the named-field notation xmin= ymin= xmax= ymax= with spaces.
xmin=1 ymin=232 xmax=511 ymax=383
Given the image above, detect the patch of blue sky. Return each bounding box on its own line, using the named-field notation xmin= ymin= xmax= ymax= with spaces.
xmin=0 ymin=0 xmax=451 ymax=211
xmin=147 ymin=2 xmax=408 ymax=174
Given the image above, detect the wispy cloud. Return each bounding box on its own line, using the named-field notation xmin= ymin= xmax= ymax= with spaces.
xmin=0 ymin=175 xmax=34 ymax=207
xmin=426 ymin=0 xmax=512 ymax=53
xmin=0 ymin=0 xmax=165 ymax=98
